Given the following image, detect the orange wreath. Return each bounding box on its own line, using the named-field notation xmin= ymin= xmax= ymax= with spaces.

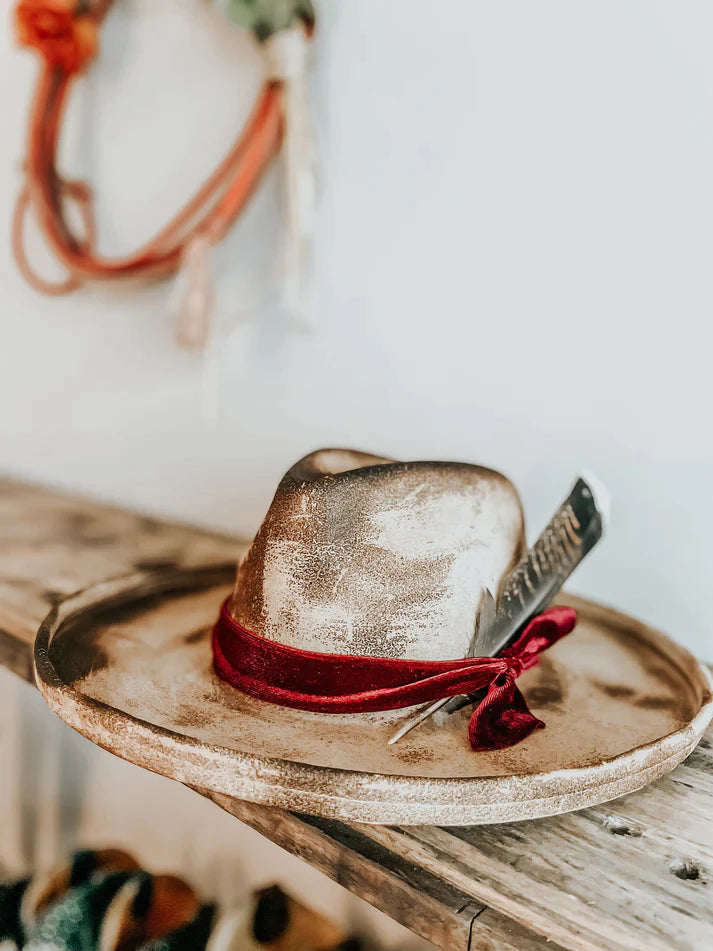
xmin=12 ymin=0 xmax=314 ymax=346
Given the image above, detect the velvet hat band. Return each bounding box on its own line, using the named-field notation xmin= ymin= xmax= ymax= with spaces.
xmin=212 ymin=602 xmax=577 ymax=751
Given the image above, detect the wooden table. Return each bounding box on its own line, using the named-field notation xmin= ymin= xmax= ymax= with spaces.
xmin=0 ymin=477 xmax=711 ymax=951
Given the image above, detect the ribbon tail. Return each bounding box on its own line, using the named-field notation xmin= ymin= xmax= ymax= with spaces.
xmin=468 ymin=676 xmax=545 ymax=752
xmin=266 ymin=26 xmax=316 ymax=330
xmin=171 ymin=234 xmax=215 ymax=350
xmin=282 ymin=62 xmax=315 ymax=328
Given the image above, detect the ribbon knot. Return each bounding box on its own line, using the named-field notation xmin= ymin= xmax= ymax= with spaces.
xmin=503 ymin=656 xmax=526 ymax=680
xmin=213 ymin=602 xmax=577 ymax=752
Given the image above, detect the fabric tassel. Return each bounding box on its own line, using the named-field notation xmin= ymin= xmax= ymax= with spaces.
xmin=264 ymin=25 xmax=316 ymax=330
xmin=171 ymin=234 xmax=216 ymax=350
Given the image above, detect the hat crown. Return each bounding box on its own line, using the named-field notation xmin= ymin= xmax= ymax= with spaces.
xmin=230 ymin=450 xmax=525 ymax=661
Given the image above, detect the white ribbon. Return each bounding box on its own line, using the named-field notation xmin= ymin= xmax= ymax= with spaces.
xmin=264 ymin=25 xmax=316 ymax=330
xmin=171 ymin=233 xmax=215 ymax=350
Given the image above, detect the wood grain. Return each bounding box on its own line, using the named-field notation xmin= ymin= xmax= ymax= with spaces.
xmin=1 ymin=477 xmax=711 ymax=950
xmin=209 ymin=796 xmax=566 ymax=951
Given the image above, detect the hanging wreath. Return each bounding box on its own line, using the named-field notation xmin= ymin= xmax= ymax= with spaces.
xmin=12 ymin=0 xmax=316 ymax=347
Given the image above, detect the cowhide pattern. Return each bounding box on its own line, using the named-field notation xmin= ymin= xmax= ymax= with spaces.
xmin=0 ymin=852 xmax=361 ymax=951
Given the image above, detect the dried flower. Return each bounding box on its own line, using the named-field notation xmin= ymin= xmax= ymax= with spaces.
xmin=15 ymin=0 xmax=98 ymax=73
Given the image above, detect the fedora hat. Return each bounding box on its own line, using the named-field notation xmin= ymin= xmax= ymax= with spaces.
xmin=212 ymin=448 xmax=581 ymax=754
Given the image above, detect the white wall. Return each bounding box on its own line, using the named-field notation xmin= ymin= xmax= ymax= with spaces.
xmin=1 ymin=2 xmax=712 ymax=651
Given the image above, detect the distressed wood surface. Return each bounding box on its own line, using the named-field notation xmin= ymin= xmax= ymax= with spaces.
xmin=0 ymin=477 xmax=711 ymax=950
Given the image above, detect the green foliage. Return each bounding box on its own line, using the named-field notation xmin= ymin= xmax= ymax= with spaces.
xmin=222 ymin=0 xmax=315 ymax=41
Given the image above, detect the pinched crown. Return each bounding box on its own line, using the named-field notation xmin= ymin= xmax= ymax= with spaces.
xmin=229 ymin=450 xmax=525 ymax=662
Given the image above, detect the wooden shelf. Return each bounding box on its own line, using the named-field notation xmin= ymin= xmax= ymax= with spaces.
xmin=1 ymin=477 xmax=711 ymax=951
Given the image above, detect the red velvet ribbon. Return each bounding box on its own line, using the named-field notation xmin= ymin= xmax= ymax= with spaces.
xmin=212 ymin=602 xmax=577 ymax=751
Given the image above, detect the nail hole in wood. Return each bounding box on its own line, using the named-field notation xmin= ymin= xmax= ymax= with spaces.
xmin=667 ymin=858 xmax=702 ymax=881
xmin=602 ymin=815 xmax=643 ymax=837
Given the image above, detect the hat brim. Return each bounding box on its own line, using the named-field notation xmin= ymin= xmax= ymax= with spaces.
xmin=34 ymin=564 xmax=713 ymax=825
